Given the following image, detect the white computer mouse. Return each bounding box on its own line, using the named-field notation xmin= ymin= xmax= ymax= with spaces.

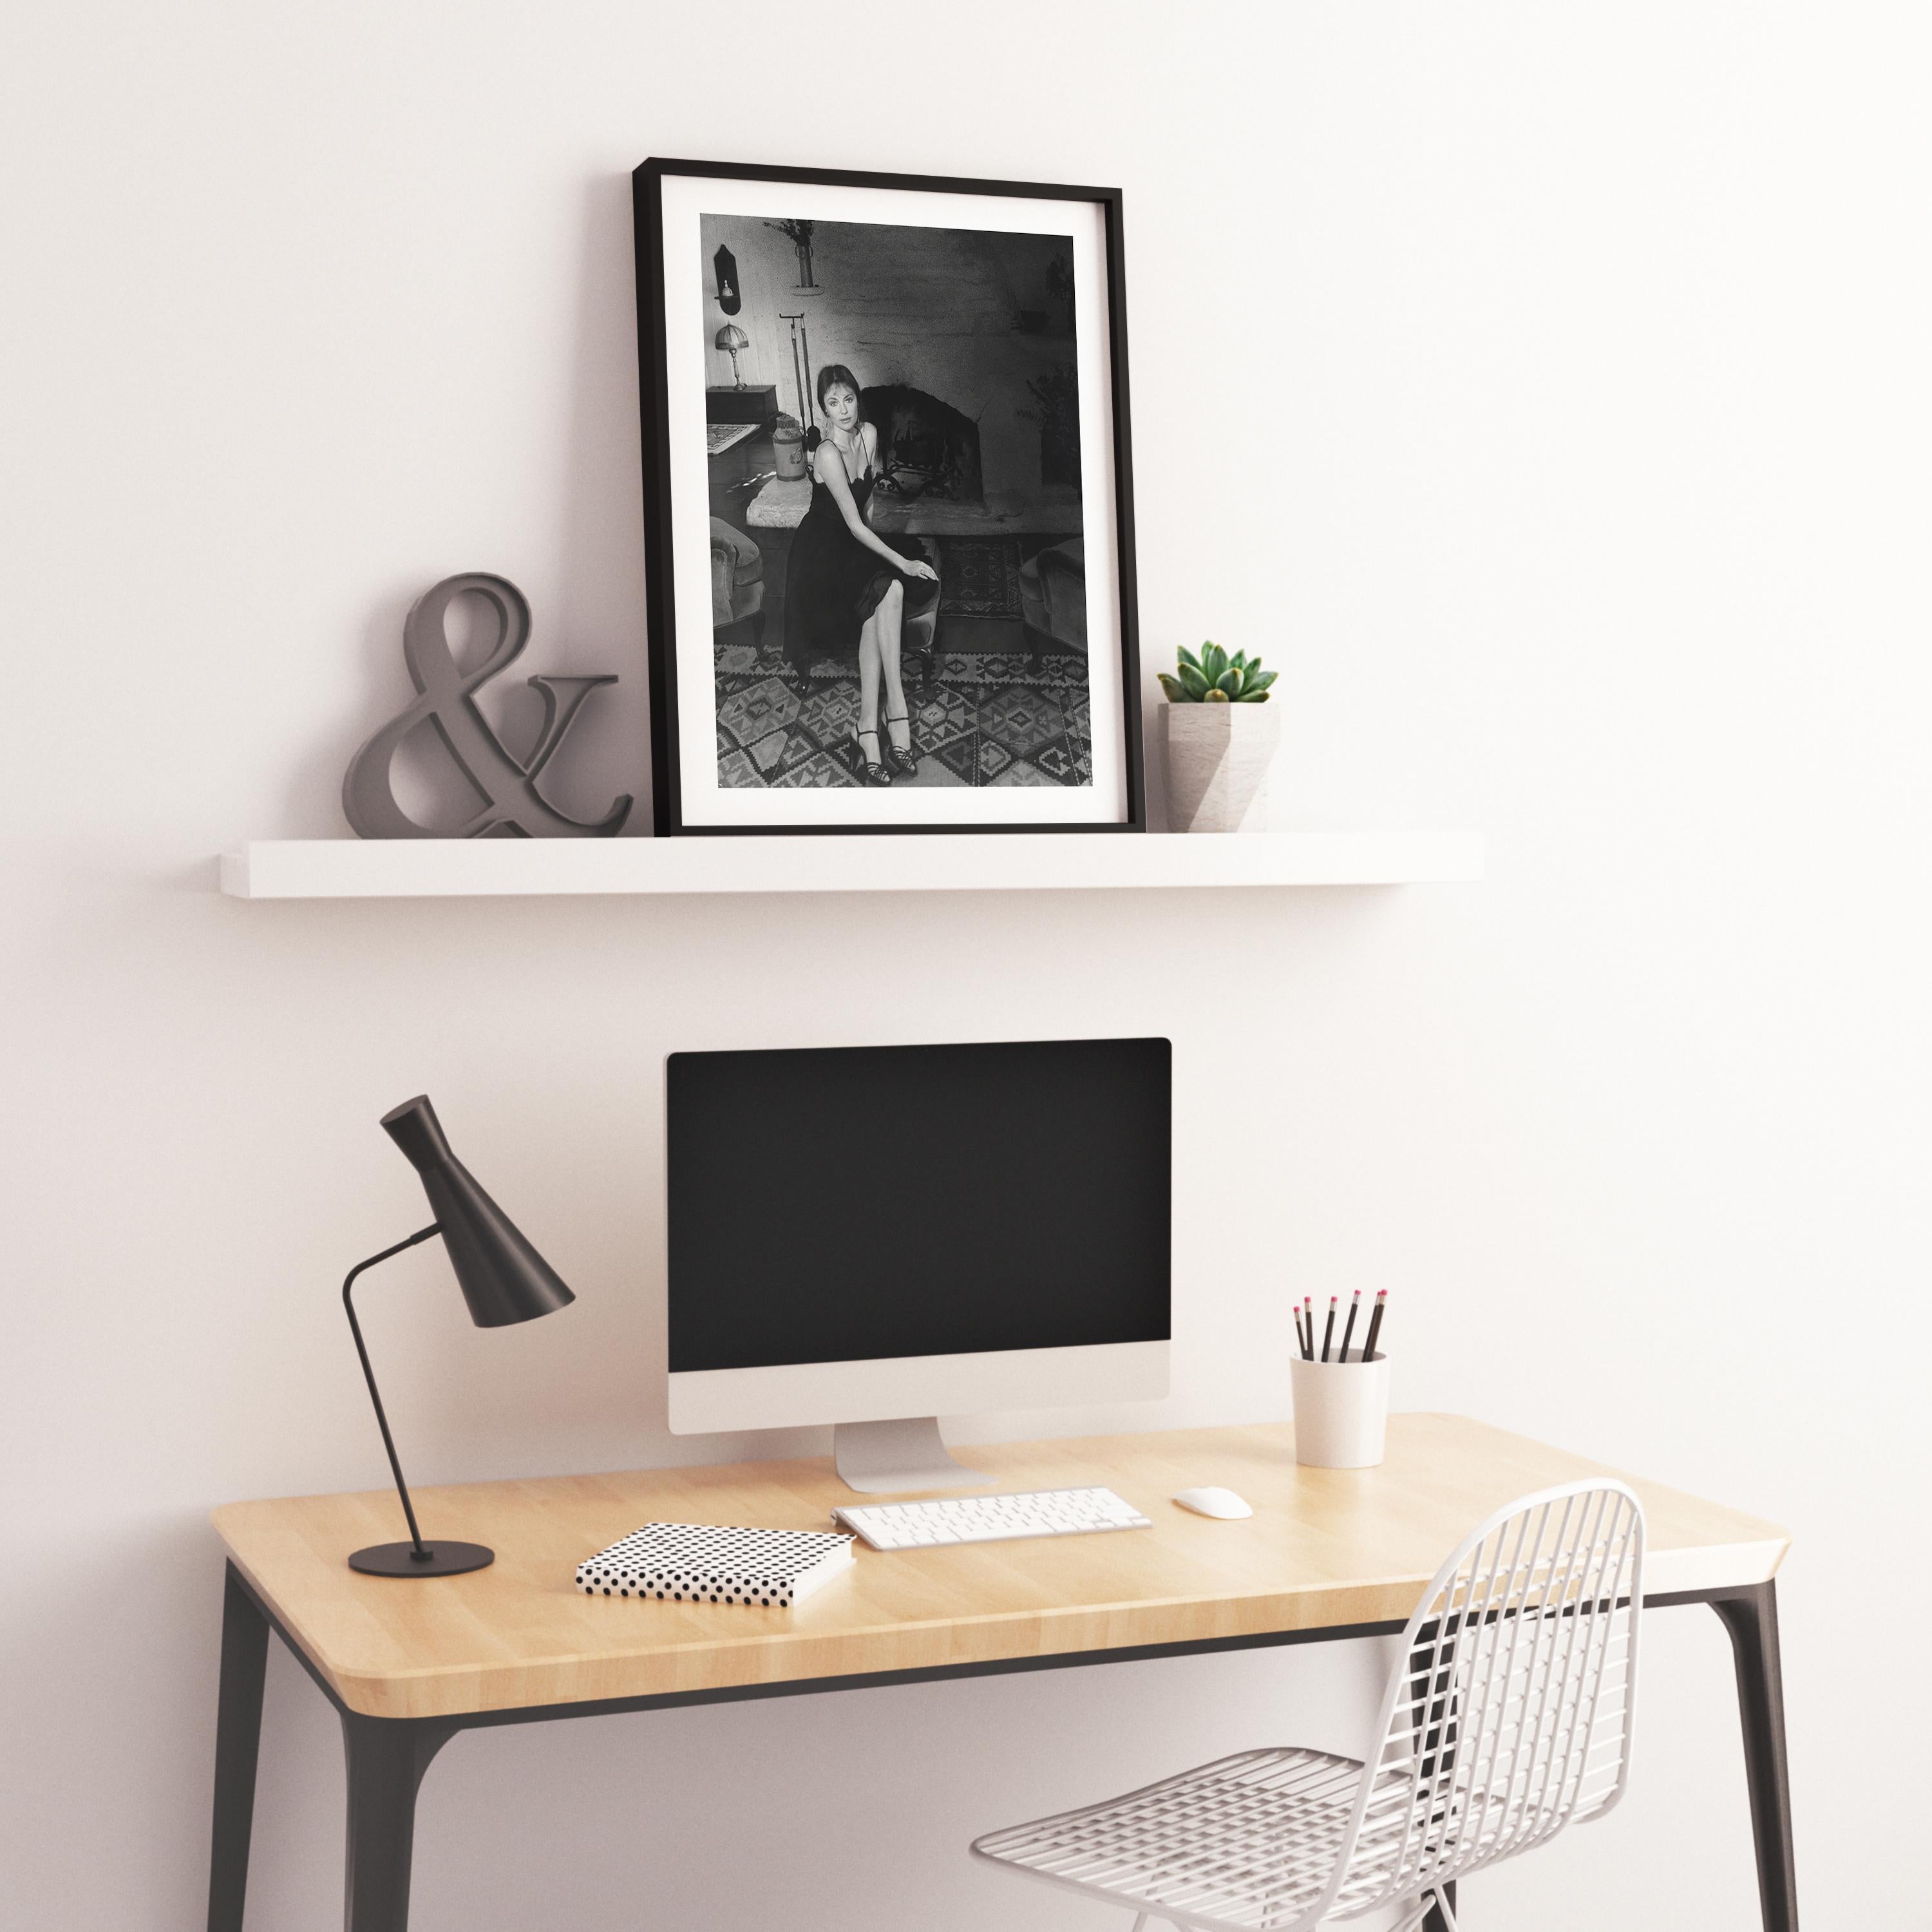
xmin=1172 ymin=1486 xmax=1253 ymax=1520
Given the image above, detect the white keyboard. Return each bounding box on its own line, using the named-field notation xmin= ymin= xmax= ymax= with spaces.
xmin=832 ymin=1486 xmax=1151 ymax=1550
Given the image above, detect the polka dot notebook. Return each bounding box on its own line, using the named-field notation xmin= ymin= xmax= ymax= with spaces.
xmin=576 ymin=1522 xmax=857 ymax=1609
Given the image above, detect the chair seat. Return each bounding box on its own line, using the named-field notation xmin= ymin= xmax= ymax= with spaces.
xmin=971 ymin=1747 xmax=1370 ymax=1932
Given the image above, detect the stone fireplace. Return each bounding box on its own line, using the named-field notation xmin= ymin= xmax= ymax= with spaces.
xmin=861 ymin=383 xmax=984 ymax=506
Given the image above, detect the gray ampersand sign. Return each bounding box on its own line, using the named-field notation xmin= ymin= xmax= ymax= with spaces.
xmin=343 ymin=573 xmax=632 ymax=839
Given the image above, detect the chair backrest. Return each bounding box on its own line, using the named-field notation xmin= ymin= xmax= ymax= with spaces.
xmin=1328 ymin=1479 xmax=1645 ymax=1918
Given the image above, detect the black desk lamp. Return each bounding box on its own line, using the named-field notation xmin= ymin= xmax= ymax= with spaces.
xmin=342 ymin=1095 xmax=574 ymax=1578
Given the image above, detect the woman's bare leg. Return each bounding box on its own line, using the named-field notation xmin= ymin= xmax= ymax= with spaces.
xmin=876 ymin=580 xmax=910 ymax=752
xmin=857 ymin=621 xmax=882 ymax=748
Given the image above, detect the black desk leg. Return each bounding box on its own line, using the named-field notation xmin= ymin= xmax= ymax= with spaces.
xmin=1423 ymin=1880 xmax=1458 ymax=1931
xmin=207 ymin=1565 xmax=271 ymax=1932
xmin=339 ymin=1712 xmax=457 ymax=1932
xmin=1711 ymin=1582 xmax=1799 ymax=1932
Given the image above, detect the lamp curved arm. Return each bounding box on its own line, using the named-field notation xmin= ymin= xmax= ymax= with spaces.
xmin=343 ymin=1224 xmax=442 ymax=1558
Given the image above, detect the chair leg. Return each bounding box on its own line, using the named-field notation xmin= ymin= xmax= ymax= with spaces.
xmin=1392 ymin=1889 xmax=1458 ymax=1932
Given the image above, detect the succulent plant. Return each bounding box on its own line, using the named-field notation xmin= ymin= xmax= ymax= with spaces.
xmin=1158 ymin=643 xmax=1275 ymax=705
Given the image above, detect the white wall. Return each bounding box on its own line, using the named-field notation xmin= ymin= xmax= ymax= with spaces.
xmin=4 ymin=3 xmax=1927 ymax=1927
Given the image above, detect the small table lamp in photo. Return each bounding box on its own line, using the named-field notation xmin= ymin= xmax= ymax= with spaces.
xmin=715 ymin=323 xmax=751 ymax=389
xmin=339 ymin=1095 xmax=574 ymax=1577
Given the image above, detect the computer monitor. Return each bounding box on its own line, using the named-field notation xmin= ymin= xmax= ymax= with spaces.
xmin=665 ymin=1037 xmax=1171 ymax=1492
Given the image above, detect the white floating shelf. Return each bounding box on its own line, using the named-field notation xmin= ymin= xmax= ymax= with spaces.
xmin=220 ymin=833 xmax=1482 ymax=900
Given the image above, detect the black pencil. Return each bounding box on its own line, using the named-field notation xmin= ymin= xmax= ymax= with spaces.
xmin=1293 ymin=1303 xmax=1306 ymax=1358
xmin=1320 ymin=1295 xmax=1337 ymax=1362
xmin=1339 ymin=1290 xmax=1361 ymax=1363
xmin=1303 ymin=1296 xmax=1314 ymax=1361
xmin=1361 ymin=1289 xmax=1388 ymax=1363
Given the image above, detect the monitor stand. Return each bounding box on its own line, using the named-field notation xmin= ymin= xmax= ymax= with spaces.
xmin=833 ymin=1417 xmax=989 ymax=1495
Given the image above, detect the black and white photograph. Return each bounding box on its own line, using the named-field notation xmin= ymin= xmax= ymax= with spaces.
xmin=638 ymin=162 xmax=1142 ymax=835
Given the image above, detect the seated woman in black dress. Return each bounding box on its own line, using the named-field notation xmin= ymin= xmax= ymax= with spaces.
xmin=784 ymin=364 xmax=940 ymax=784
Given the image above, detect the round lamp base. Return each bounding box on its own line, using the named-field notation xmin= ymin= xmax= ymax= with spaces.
xmin=348 ymin=1540 xmax=495 ymax=1578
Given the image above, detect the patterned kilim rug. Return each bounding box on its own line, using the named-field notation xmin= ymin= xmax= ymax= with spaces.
xmin=713 ymin=630 xmax=1093 ymax=790
xmin=936 ymin=537 xmax=1024 ymax=618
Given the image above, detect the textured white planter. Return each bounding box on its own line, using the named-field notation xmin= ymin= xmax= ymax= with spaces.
xmin=1162 ymin=703 xmax=1281 ymax=832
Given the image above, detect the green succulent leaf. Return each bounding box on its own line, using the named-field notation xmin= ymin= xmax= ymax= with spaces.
xmin=1174 ymin=644 xmax=1274 ymax=702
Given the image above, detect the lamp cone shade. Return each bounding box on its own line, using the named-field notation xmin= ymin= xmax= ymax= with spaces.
xmin=380 ymin=1095 xmax=574 ymax=1327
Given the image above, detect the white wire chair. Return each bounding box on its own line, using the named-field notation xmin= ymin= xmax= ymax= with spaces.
xmin=971 ymin=1479 xmax=1644 ymax=1932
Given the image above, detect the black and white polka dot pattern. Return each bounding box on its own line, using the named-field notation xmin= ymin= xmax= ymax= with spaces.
xmin=576 ymin=1522 xmax=856 ymax=1609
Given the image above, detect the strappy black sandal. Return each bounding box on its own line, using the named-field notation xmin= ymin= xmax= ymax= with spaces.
xmin=850 ymin=726 xmax=891 ymax=786
xmin=882 ymin=711 xmax=919 ymax=779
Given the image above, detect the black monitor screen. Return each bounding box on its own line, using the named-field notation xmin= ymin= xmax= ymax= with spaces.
xmin=667 ymin=1038 xmax=1171 ymax=1373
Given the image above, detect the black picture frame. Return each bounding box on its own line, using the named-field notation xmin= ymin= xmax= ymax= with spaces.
xmin=633 ymin=156 xmax=1144 ymax=837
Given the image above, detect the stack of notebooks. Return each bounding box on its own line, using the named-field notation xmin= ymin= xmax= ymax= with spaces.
xmin=576 ymin=1522 xmax=855 ymax=1609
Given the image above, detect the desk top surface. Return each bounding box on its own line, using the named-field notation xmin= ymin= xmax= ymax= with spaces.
xmin=212 ymin=1414 xmax=1788 ymax=1720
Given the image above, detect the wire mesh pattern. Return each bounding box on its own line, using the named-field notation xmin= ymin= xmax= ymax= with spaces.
xmin=974 ymin=1747 xmax=1365 ymax=1930
xmin=971 ymin=1480 xmax=1643 ymax=1932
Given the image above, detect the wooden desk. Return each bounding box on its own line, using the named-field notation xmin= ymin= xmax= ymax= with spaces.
xmin=207 ymin=1416 xmax=1797 ymax=1932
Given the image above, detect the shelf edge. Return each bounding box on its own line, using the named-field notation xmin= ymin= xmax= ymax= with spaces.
xmin=218 ymin=833 xmax=1486 ymax=900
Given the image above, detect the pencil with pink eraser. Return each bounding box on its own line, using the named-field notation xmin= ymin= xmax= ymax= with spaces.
xmin=1361 ymin=1289 xmax=1388 ymax=1362
xmin=1339 ymin=1289 xmax=1361 ymax=1362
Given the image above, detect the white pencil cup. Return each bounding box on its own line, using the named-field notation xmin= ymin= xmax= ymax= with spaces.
xmin=1290 ymin=1350 xmax=1390 ymax=1468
